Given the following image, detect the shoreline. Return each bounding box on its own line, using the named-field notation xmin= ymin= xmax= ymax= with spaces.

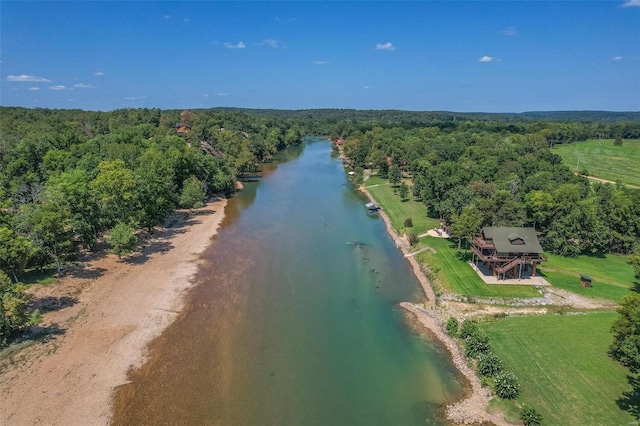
xmin=359 ymin=184 xmax=510 ymax=425
xmin=0 ymin=198 xmax=227 ymax=425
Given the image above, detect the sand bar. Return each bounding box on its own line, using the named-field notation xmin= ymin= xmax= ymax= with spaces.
xmin=0 ymin=198 xmax=227 ymax=425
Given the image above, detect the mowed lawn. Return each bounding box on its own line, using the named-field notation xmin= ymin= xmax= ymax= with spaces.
xmin=482 ymin=313 xmax=636 ymax=426
xmin=553 ymin=139 xmax=640 ymax=186
xmin=419 ymin=236 xmax=540 ymax=298
xmin=364 ymin=177 xmax=439 ymax=235
xmin=541 ymin=252 xmax=636 ymax=302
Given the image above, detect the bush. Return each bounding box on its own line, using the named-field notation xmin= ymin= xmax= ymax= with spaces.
xmin=459 ymin=319 xmax=479 ymax=339
xmin=107 ymin=223 xmax=137 ymax=258
xmin=477 ymin=351 xmax=503 ymax=377
xmin=446 ymin=316 xmax=459 ymax=336
xmin=404 ymin=217 xmax=413 ymax=228
xmin=464 ymin=330 xmax=491 ymax=359
xmin=494 ymin=371 xmax=520 ymax=399
xmin=407 ymin=233 xmax=419 ymax=246
xmin=520 ymin=406 xmax=542 ymax=425
xmin=0 ymin=270 xmax=32 ymax=347
xmin=614 ymin=137 xmax=623 ymax=146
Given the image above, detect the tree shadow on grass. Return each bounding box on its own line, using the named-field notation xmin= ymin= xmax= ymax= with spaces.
xmin=618 ymin=375 xmax=640 ymax=420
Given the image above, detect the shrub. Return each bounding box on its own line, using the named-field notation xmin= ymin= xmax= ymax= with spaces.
xmin=107 ymin=223 xmax=137 ymax=259
xmin=459 ymin=319 xmax=479 ymax=339
xmin=407 ymin=233 xmax=419 ymax=246
xmin=494 ymin=371 xmax=520 ymax=400
xmin=614 ymin=137 xmax=623 ymax=146
xmin=446 ymin=316 xmax=459 ymax=336
xmin=0 ymin=270 xmax=32 ymax=347
xmin=404 ymin=217 xmax=413 ymax=228
xmin=477 ymin=351 xmax=503 ymax=377
xmin=520 ymin=406 xmax=543 ymax=425
xmin=464 ymin=330 xmax=491 ymax=359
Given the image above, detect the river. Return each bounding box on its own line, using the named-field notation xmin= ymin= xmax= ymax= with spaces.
xmin=112 ymin=137 xmax=463 ymax=425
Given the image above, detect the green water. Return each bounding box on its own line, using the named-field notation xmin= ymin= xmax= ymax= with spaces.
xmin=113 ymin=138 xmax=463 ymax=425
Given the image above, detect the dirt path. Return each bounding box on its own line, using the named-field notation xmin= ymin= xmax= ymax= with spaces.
xmin=0 ymin=199 xmax=227 ymax=426
xmin=575 ymin=172 xmax=640 ymax=189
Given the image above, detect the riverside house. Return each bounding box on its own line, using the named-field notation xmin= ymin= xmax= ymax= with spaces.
xmin=471 ymin=227 xmax=547 ymax=280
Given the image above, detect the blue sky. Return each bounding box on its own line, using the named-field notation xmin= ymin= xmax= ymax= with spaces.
xmin=1 ymin=1 xmax=639 ymax=112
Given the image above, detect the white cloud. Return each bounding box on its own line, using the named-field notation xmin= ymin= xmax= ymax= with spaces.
xmin=375 ymin=42 xmax=395 ymax=51
xmin=217 ymin=93 xmax=228 ymax=96
xmin=315 ymin=61 xmax=329 ymax=65
xmin=73 ymin=83 xmax=96 ymax=89
xmin=49 ymin=85 xmax=68 ymax=90
xmin=478 ymin=56 xmax=495 ymax=62
xmin=501 ymin=26 xmax=517 ymax=36
xmin=612 ymin=56 xmax=623 ymax=61
xmin=363 ymin=86 xmax=370 ymax=89
xmin=224 ymin=41 xmax=246 ymax=49
xmin=28 ymin=87 xmax=40 ymax=91
xmin=257 ymin=39 xmax=282 ymax=48
xmin=94 ymin=71 xmax=105 ymax=76
xmin=621 ymin=0 xmax=640 ymax=7
xmin=124 ymin=96 xmax=136 ymax=100
xmin=6 ymin=74 xmax=51 ymax=82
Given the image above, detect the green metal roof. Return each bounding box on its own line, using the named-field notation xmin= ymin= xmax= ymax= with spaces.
xmin=482 ymin=227 xmax=544 ymax=254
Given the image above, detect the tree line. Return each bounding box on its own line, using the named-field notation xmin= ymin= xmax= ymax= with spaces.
xmin=0 ymin=107 xmax=306 ymax=344
xmin=339 ymin=123 xmax=640 ymax=257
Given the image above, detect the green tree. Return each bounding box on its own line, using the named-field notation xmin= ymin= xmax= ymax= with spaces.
xmin=17 ymin=201 xmax=74 ymax=276
xmin=629 ymin=255 xmax=640 ymax=279
xmin=91 ymin=160 xmax=138 ymax=227
xmin=47 ymin=169 xmax=100 ymax=249
xmin=609 ymin=293 xmax=640 ymax=372
xmin=0 ymin=270 xmax=32 ymax=346
xmin=450 ymin=204 xmax=482 ymax=251
xmin=0 ymin=227 xmax=36 ymax=282
xmin=180 ymin=176 xmax=206 ymax=209
xmin=398 ymin=182 xmax=409 ymax=201
xmin=388 ymin=164 xmax=402 ymax=186
xmin=136 ymin=149 xmax=177 ymax=229
xmin=107 ymin=223 xmax=137 ymax=259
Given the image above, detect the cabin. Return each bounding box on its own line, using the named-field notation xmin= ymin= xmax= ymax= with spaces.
xmin=471 ymin=227 xmax=546 ymax=280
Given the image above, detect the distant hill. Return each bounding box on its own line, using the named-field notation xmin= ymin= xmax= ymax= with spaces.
xmin=205 ymin=107 xmax=640 ymax=123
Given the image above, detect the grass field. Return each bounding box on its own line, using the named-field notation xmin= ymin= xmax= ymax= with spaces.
xmin=482 ymin=313 xmax=636 ymax=425
xmin=552 ymin=139 xmax=640 ymax=186
xmin=364 ymin=177 xmax=439 ymax=235
xmin=541 ymin=252 xmax=636 ymax=302
xmin=419 ymin=236 xmax=540 ymax=298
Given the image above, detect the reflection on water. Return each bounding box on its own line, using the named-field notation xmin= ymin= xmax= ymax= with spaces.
xmin=112 ymin=137 xmax=463 ymax=425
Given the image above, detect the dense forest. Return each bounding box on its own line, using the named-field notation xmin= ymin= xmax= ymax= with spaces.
xmin=337 ymin=120 xmax=640 ymax=258
xmin=1 ymin=106 xmax=640 ymax=344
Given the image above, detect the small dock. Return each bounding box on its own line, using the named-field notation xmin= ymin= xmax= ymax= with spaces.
xmin=365 ymin=202 xmax=381 ymax=212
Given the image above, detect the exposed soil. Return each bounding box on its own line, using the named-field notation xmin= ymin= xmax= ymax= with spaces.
xmin=0 ymin=199 xmax=227 ymax=426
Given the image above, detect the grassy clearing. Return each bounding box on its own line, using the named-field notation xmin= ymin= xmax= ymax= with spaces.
xmin=541 ymin=253 xmax=636 ymax=302
xmin=419 ymin=236 xmax=540 ymax=298
xmin=364 ymin=177 xmax=439 ymax=235
xmin=482 ymin=313 xmax=636 ymax=426
xmin=552 ymin=139 xmax=640 ymax=186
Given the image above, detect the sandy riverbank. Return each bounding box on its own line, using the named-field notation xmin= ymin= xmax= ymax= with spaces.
xmin=0 ymin=198 xmax=227 ymax=425
xmin=359 ymin=185 xmax=510 ymax=425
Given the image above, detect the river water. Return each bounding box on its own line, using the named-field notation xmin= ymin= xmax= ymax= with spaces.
xmin=112 ymin=138 xmax=463 ymax=425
